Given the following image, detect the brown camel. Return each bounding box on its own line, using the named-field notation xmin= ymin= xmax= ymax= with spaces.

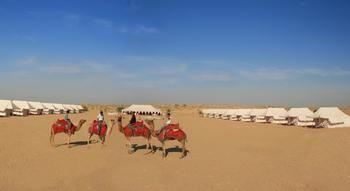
xmin=50 ymin=119 xmax=87 ymax=147
xmin=145 ymin=119 xmax=188 ymax=159
xmin=111 ymin=116 xmax=153 ymax=154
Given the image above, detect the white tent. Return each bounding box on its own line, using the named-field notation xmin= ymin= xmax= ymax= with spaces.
xmin=213 ymin=109 xmax=229 ymax=119
xmin=236 ymin=109 xmax=252 ymax=122
xmin=122 ymin=105 xmax=162 ymax=115
xmin=42 ymin=103 xmax=55 ymax=114
xmin=68 ymin=105 xmax=79 ymax=113
xmin=313 ymin=107 xmax=350 ymax=128
xmin=28 ymin=101 xmax=44 ymax=115
xmin=201 ymin=109 xmax=211 ymax=117
xmin=287 ymin=108 xmax=315 ymax=127
xmin=63 ymin=104 xmax=74 ymax=113
xmin=221 ymin=109 xmax=237 ymax=120
xmin=76 ymin=105 xmax=84 ymax=112
xmin=53 ymin=103 xmax=65 ymax=114
xmin=265 ymin=108 xmax=288 ymax=124
xmin=12 ymin=100 xmax=30 ymax=116
xmin=0 ymin=99 xmax=13 ymax=117
xmin=250 ymin=109 xmax=267 ymax=122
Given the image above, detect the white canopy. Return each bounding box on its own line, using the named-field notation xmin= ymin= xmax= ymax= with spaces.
xmin=223 ymin=109 xmax=238 ymax=116
xmin=237 ymin=109 xmax=251 ymax=116
xmin=28 ymin=102 xmax=44 ymax=110
xmin=53 ymin=103 xmax=65 ymax=110
xmin=0 ymin=99 xmax=13 ymax=111
xmin=266 ymin=108 xmax=288 ymax=119
xmin=288 ymin=108 xmax=314 ymax=121
xmin=63 ymin=104 xmax=74 ymax=111
xmin=12 ymin=100 xmax=30 ymax=110
xmin=313 ymin=107 xmax=350 ymax=128
xmin=250 ymin=109 xmax=267 ymax=117
xmin=76 ymin=105 xmax=84 ymax=110
xmin=42 ymin=103 xmax=55 ymax=110
xmin=122 ymin=104 xmax=162 ymax=115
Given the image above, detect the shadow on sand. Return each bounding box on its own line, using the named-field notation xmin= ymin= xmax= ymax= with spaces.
xmin=55 ymin=140 xmax=98 ymax=148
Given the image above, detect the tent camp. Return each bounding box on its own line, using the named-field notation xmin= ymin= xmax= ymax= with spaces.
xmin=0 ymin=99 xmax=13 ymax=117
xmin=214 ymin=109 xmax=229 ymax=119
xmin=76 ymin=105 xmax=85 ymax=112
xmin=313 ymin=107 xmax=350 ymax=128
xmin=250 ymin=109 xmax=267 ymax=122
xmin=12 ymin=100 xmax=30 ymax=116
xmin=221 ymin=109 xmax=237 ymax=120
xmin=236 ymin=109 xmax=252 ymax=121
xmin=42 ymin=103 xmax=55 ymax=114
xmin=53 ymin=103 xmax=65 ymax=114
xmin=122 ymin=105 xmax=162 ymax=115
xmin=265 ymin=108 xmax=288 ymax=124
xmin=287 ymin=108 xmax=315 ymax=127
xmin=28 ymin=101 xmax=44 ymax=115
xmin=68 ymin=105 xmax=79 ymax=113
xmin=63 ymin=104 xmax=74 ymax=113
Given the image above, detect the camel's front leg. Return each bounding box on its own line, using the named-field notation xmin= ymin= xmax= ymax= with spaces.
xmin=126 ymin=137 xmax=133 ymax=154
xmin=162 ymin=141 xmax=166 ymax=158
xmin=144 ymin=138 xmax=152 ymax=155
xmin=67 ymin=135 xmax=71 ymax=147
xmin=87 ymin=133 xmax=93 ymax=147
xmin=50 ymin=133 xmax=56 ymax=147
xmin=180 ymin=139 xmax=187 ymax=159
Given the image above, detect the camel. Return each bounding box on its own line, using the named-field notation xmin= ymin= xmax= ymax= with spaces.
xmin=87 ymin=120 xmax=115 ymax=146
xmin=112 ymin=116 xmax=153 ymax=154
xmin=145 ymin=118 xmax=188 ymax=159
xmin=50 ymin=119 xmax=87 ymax=147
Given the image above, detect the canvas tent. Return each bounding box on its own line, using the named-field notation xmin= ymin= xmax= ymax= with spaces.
xmin=221 ymin=109 xmax=237 ymax=120
xmin=122 ymin=105 xmax=162 ymax=115
xmin=0 ymin=99 xmax=13 ymax=117
xmin=63 ymin=104 xmax=75 ymax=113
xmin=313 ymin=107 xmax=350 ymax=128
xmin=76 ymin=105 xmax=84 ymax=112
xmin=214 ymin=109 xmax=229 ymax=119
xmin=28 ymin=101 xmax=44 ymax=115
xmin=265 ymin=108 xmax=288 ymax=124
xmin=249 ymin=109 xmax=267 ymax=122
xmin=53 ymin=103 xmax=65 ymax=114
xmin=236 ymin=109 xmax=252 ymax=121
xmin=42 ymin=103 xmax=55 ymax=114
xmin=12 ymin=100 xmax=30 ymax=116
xmin=287 ymin=108 xmax=315 ymax=127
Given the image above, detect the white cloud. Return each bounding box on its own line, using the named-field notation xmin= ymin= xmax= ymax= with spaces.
xmin=240 ymin=67 xmax=350 ymax=80
xmin=137 ymin=25 xmax=159 ymax=33
xmin=16 ymin=56 xmax=38 ymax=66
xmin=191 ymin=72 xmax=233 ymax=82
xmin=93 ymin=18 xmax=114 ymax=28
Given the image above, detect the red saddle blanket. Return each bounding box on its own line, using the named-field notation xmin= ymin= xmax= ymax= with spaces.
xmin=123 ymin=122 xmax=149 ymax=137
xmin=157 ymin=123 xmax=184 ymax=141
xmin=52 ymin=119 xmax=77 ymax=134
xmin=89 ymin=120 xmax=108 ymax=136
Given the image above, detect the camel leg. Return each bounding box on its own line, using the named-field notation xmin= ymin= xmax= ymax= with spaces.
xmin=162 ymin=141 xmax=166 ymax=158
xmin=180 ymin=139 xmax=186 ymax=159
xmin=50 ymin=132 xmax=56 ymax=147
xmin=144 ymin=138 xmax=152 ymax=155
xmin=87 ymin=133 xmax=93 ymax=147
xmin=126 ymin=137 xmax=133 ymax=154
xmin=67 ymin=135 xmax=71 ymax=147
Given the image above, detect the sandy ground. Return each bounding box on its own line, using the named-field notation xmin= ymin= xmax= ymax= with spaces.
xmin=1 ymin=108 xmax=350 ymax=191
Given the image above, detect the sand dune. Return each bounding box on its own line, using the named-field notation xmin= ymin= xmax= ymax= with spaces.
xmin=1 ymin=107 xmax=350 ymax=191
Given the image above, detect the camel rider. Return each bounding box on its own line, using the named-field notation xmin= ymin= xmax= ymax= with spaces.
xmin=129 ymin=112 xmax=137 ymax=125
xmin=64 ymin=110 xmax=72 ymax=134
xmin=157 ymin=113 xmax=172 ymax=135
xmin=97 ymin=111 xmax=104 ymax=135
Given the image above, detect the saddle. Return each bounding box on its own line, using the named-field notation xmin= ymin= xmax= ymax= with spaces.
xmin=90 ymin=120 xmax=108 ymax=136
xmin=157 ymin=123 xmax=181 ymax=140
xmin=128 ymin=122 xmax=144 ymax=129
xmin=53 ymin=119 xmax=75 ymax=134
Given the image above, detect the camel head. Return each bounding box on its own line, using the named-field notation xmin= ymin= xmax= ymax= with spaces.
xmin=76 ymin=119 xmax=87 ymax=132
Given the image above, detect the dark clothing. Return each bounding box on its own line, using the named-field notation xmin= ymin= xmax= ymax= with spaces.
xmin=129 ymin=115 xmax=136 ymax=124
xmin=98 ymin=120 xmax=103 ymax=135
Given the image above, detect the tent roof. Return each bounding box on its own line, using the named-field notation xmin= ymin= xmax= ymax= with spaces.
xmin=313 ymin=107 xmax=350 ymax=124
xmin=28 ymin=101 xmax=44 ymax=109
xmin=12 ymin=100 xmax=30 ymax=110
xmin=266 ymin=108 xmax=288 ymax=118
xmin=223 ymin=109 xmax=238 ymax=115
xmin=250 ymin=109 xmax=267 ymax=116
xmin=53 ymin=103 xmax=65 ymax=110
xmin=76 ymin=105 xmax=84 ymax=110
xmin=0 ymin=99 xmax=13 ymax=111
xmin=288 ymin=108 xmax=314 ymax=118
xmin=237 ymin=109 xmax=251 ymax=116
xmin=122 ymin=104 xmax=161 ymax=113
xmin=42 ymin=103 xmax=55 ymax=110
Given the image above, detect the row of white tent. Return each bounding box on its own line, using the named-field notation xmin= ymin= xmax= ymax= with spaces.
xmin=201 ymin=107 xmax=350 ymax=128
xmin=122 ymin=104 xmax=162 ymax=115
xmin=0 ymin=99 xmax=85 ymax=117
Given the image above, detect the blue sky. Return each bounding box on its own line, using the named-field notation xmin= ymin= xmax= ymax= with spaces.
xmin=0 ymin=0 xmax=350 ymax=106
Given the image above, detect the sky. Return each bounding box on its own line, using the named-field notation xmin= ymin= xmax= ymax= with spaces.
xmin=0 ymin=0 xmax=350 ymax=106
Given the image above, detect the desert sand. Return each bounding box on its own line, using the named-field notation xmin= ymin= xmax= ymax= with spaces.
xmin=1 ymin=107 xmax=350 ymax=191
